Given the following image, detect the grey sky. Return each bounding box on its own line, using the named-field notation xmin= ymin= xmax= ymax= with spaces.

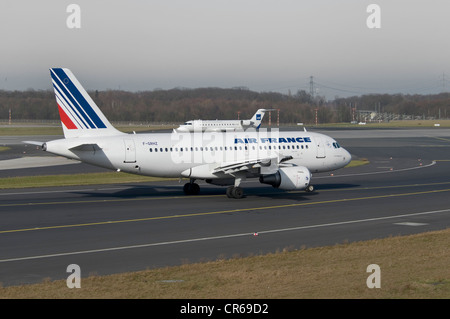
xmin=1 ymin=0 xmax=449 ymax=98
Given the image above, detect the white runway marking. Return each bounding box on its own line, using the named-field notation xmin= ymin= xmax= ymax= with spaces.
xmin=0 ymin=156 xmax=79 ymax=170
xmin=394 ymin=222 xmax=428 ymax=226
xmin=316 ymin=161 xmax=436 ymax=178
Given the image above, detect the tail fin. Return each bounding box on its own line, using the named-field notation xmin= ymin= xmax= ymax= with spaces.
xmin=50 ymin=68 xmax=123 ymax=138
xmin=249 ymin=109 xmax=267 ymax=129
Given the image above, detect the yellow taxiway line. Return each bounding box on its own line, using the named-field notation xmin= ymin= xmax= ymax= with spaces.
xmin=1 ymin=187 xmax=449 ymax=235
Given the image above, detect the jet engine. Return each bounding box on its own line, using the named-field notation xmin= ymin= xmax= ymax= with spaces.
xmin=259 ymin=166 xmax=311 ymax=190
xmin=241 ymin=120 xmax=253 ymax=126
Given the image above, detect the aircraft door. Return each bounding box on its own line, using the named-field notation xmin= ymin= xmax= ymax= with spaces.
xmin=124 ymin=139 xmax=136 ymax=163
xmin=315 ymin=136 xmax=326 ymax=159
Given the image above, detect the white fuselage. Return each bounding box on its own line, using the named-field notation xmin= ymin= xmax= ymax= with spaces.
xmin=44 ymin=130 xmax=351 ymax=179
xmin=176 ymin=120 xmax=244 ymax=132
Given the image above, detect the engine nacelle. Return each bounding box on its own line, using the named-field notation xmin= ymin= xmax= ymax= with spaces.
xmin=259 ymin=166 xmax=311 ymax=190
xmin=241 ymin=120 xmax=253 ymax=126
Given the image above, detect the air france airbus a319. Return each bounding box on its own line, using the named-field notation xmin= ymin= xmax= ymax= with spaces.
xmin=25 ymin=68 xmax=351 ymax=199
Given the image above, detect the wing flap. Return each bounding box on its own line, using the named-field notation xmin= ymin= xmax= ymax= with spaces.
xmin=213 ymin=157 xmax=275 ymax=175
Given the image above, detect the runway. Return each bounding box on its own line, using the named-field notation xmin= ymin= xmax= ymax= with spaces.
xmin=0 ymin=129 xmax=449 ymax=287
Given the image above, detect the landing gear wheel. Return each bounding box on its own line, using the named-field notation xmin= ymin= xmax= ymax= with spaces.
xmin=183 ymin=182 xmax=200 ymax=195
xmin=226 ymin=186 xmax=234 ymax=198
xmin=232 ymin=187 xmax=244 ymax=199
xmin=191 ymin=183 xmax=200 ymax=195
xmin=305 ymin=185 xmax=314 ymax=192
xmin=226 ymin=186 xmax=244 ymax=199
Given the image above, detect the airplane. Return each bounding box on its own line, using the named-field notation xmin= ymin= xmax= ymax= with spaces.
xmin=25 ymin=68 xmax=351 ymax=199
xmin=175 ymin=108 xmax=272 ymax=132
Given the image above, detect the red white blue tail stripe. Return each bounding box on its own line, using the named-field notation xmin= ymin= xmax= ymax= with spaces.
xmin=50 ymin=68 xmax=122 ymax=138
xmin=51 ymin=68 xmax=106 ymax=130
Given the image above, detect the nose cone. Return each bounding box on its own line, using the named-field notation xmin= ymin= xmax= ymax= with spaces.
xmin=342 ymin=148 xmax=352 ymax=166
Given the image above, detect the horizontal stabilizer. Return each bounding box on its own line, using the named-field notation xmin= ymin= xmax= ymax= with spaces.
xmin=22 ymin=141 xmax=45 ymax=147
xmin=69 ymin=143 xmax=101 ymax=152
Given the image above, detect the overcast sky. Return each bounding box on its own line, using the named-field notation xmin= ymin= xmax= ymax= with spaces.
xmin=1 ymin=0 xmax=450 ymax=98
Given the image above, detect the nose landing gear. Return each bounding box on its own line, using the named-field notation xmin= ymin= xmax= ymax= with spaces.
xmin=183 ymin=179 xmax=200 ymax=195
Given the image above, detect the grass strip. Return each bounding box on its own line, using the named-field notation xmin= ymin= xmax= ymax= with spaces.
xmin=344 ymin=158 xmax=369 ymax=168
xmin=1 ymin=228 xmax=448 ymax=298
xmin=0 ymin=125 xmax=175 ymax=136
xmin=0 ymin=172 xmax=176 ymax=189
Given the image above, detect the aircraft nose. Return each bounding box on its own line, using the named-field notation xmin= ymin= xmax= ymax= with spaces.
xmin=343 ymin=148 xmax=352 ymax=165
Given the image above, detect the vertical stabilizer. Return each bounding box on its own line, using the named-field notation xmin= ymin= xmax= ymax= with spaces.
xmin=249 ymin=109 xmax=267 ymax=129
xmin=50 ymin=68 xmax=123 ymax=138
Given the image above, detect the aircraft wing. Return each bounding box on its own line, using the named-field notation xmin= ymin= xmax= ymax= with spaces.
xmin=212 ymin=155 xmax=293 ymax=175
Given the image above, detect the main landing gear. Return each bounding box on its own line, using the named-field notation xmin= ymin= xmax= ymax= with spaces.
xmin=183 ymin=179 xmax=313 ymax=198
xmin=226 ymin=186 xmax=244 ymax=199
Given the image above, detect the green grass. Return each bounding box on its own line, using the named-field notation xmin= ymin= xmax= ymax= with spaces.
xmin=0 ymin=126 xmax=63 ymax=136
xmin=0 ymin=172 xmax=177 ymax=189
xmin=314 ymin=119 xmax=450 ymax=128
xmin=0 ymin=124 xmax=176 ymax=136
xmin=345 ymin=158 xmax=369 ymax=168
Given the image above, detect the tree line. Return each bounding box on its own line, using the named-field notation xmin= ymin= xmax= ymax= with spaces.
xmin=0 ymin=88 xmax=449 ymax=124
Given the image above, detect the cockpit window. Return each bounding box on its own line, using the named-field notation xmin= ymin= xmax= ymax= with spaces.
xmin=332 ymin=142 xmax=341 ymax=149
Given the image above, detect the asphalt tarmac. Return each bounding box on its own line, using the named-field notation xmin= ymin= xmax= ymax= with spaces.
xmin=0 ymin=128 xmax=449 ymax=287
